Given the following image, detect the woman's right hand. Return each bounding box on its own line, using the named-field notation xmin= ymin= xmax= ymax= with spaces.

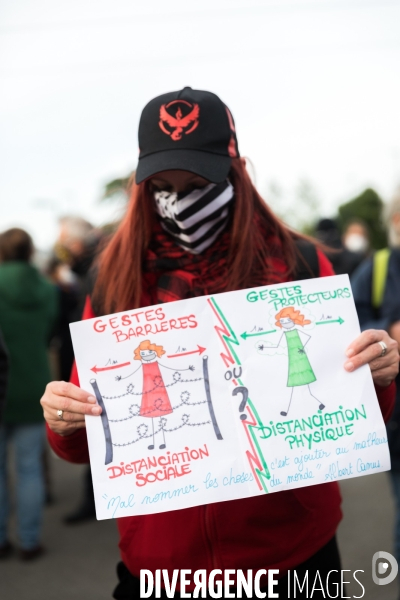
xmin=40 ymin=381 xmax=102 ymax=436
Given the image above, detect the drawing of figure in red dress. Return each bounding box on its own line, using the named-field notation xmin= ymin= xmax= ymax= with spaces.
xmin=113 ymin=339 xmax=203 ymax=450
xmin=132 ymin=340 xmax=172 ymax=450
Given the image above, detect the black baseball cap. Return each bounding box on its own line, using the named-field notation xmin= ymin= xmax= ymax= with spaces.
xmin=135 ymin=87 xmax=240 ymax=184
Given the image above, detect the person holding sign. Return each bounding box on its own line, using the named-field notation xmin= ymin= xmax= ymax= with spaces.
xmin=40 ymin=88 xmax=398 ymax=598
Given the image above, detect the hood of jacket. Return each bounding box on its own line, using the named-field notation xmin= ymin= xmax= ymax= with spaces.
xmin=0 ymin=261 xmax=52 ymax=309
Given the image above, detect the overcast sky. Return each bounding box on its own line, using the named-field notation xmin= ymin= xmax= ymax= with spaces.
xmin=1 ymin=0 xmax=400 ymax=249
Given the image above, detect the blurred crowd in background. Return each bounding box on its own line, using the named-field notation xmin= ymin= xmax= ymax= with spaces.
xmin=1 ymin=174 xmax=400 ymax=563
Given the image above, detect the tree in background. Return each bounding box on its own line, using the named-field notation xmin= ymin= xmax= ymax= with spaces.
xmin=337 ymin=188 xmax=387 ymax=250
xmin=101 ymin=172 xmax=134 ymax=204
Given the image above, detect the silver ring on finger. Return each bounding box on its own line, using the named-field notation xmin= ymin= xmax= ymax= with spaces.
xmin=378 ymin=340 xmax=388 ymax=357
xmin=57 ymin=409 xmax=65 ymax=421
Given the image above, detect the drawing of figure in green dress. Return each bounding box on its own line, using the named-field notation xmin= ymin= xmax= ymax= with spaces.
xmin=260 ymin=307 xmax=325 ymax=417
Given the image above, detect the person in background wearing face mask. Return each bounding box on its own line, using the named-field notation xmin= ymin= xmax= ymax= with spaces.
xmin=342 ymin=219 xmax=370 ymax=257
xmin=53 ymin=216 xmax=103 ymax=524
xmin=351 ymin=188 xmax=400 ymax=566
xmin=40 ymin=88 xmax=398 ymax=599
xmin=314 ymin=218 xmax=363 ymax=276
xmin=56 ymin=216 xmax=101 ymax=309
xmin=51 ymin=216 xmax=98 ymax=382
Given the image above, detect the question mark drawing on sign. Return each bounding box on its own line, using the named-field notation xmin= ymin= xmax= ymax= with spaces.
xmin=232 ymin=386 xmax=249 ymax=420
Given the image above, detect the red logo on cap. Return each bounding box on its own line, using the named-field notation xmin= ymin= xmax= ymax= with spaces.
xmin=159 ymin=100 xmax=199 ymax=141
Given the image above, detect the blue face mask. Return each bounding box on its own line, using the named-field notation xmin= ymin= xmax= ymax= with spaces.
xmin=153 ymin=180 xmax=234 ymax=254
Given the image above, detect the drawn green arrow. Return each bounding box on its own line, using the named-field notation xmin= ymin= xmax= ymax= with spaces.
xmin=241 ymin=329 xmax=276 ymax=340
xmin=316 ymin=317 xmax=344 ymax=326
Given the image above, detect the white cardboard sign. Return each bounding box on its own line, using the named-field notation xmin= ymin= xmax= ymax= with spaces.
xmin=70 ymin=275 xmax=390 ymax=520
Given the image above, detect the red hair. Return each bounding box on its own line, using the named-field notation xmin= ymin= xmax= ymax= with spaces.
xmin=93 ymin=158 xmax=302 ymax=314
xmin=133 ymin=340 xmax=165 ymax=360
xmin=275 ymin=307 xmax=311 ymax=328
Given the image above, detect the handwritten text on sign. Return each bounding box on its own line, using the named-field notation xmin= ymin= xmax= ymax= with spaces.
xmin=70 ymin=275 xmax=390 ymax=520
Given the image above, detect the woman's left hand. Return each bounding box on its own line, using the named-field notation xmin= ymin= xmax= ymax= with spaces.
xmin=345 ymin=329 xmax=399 ymax=387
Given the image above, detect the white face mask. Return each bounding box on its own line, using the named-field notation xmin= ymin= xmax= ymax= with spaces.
xmin=153 ymin=180 xmax=234 ymax=254
xmin=344 ymin=233 xmax=369 ymax=253
xmin=57 ymin=264 xmax=78 ymax=285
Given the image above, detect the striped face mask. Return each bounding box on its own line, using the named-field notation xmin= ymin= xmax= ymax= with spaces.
xmin=153 ymin=180 xmax=234 ymax=254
